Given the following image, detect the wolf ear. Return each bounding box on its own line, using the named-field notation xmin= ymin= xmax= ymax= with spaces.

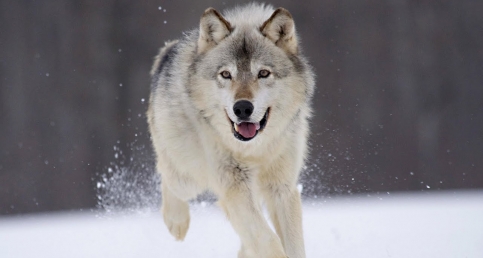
xmin=260 ymin=8 xmax=298 ymax=54
xmin=198 ymin=8 xmax=233 ymax=54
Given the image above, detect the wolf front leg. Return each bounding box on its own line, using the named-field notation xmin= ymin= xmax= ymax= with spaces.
xmin=260 ymin=162 xmax=306 ymax=258
xmin=157 ymin=156 xmax=202 ymax=241
xmin=161 ymin=179 xmax=191 ymax=241
xmin=264 ymin=186 xmax=305 ymax=258
xmin=216 ymin=172 xmax=287 ymax=258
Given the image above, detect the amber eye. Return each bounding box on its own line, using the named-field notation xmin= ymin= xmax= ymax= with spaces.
xmin=220 ymin=71 xmax=231 ymax=79
xmin=258 ymin=69 xmax=270 ymax=78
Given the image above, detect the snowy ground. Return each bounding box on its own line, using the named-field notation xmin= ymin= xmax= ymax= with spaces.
xmin=1 ymin=191 xmax=482 ymax=258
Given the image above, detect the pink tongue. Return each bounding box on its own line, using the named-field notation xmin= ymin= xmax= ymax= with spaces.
xmin=238 ymin=122 xmax=257 ymax=138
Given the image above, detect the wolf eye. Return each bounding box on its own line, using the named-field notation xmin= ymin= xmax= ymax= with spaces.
xmin=258 ymin=69 xmax=270 ymax=78
xmin=220 ymin=71 xmax=232 ymax=79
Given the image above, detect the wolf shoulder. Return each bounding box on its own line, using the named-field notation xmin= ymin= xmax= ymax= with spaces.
xmin=149 ymin=40 xmax=181 ymax=93
xmin=150 ymin=40 xmax=180 ymax=77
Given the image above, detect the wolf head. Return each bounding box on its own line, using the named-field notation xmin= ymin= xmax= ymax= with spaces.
xmin=188 ymin=4 xmax=314 ymax=150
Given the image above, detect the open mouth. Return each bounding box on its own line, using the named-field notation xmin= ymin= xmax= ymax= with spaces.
xmin=229 ymin=108 xmax=270 ymax=141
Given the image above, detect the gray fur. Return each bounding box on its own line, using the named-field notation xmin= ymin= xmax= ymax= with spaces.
xmin=147 ymin=3 xmax=314 ymax=258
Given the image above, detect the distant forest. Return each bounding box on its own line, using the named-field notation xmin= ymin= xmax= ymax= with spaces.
xmin=1 ymin=0 xmax=482 ymax=215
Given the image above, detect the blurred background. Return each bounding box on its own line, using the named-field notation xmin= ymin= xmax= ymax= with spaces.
xmin=1 ymin=0 xmax=482 ymax=216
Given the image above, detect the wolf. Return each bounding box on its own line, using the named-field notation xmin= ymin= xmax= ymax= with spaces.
xmin=147 ymin=3 xmax=314 ymax=258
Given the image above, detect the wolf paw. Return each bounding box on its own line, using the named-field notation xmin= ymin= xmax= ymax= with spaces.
xmin=237 ymin=244 xmax=287 ymax=258
xmin=165 ymin=216 xmax=190 ymax=241
xmin=238 ymin=250 xmax=287 ymax=258
xmin=162 ymin=203 xmax=190 ymax=241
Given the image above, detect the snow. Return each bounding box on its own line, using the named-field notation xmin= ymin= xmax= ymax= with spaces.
xmin=0 ymin=191 xmax=482 ymax=258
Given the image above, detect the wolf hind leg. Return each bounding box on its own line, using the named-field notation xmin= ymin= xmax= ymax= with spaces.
xmin=161 ymin=180 xmax=190 ymax=241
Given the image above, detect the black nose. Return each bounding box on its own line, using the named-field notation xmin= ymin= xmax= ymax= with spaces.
xmin=233 ymin=100 xmax=254 ymax=120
